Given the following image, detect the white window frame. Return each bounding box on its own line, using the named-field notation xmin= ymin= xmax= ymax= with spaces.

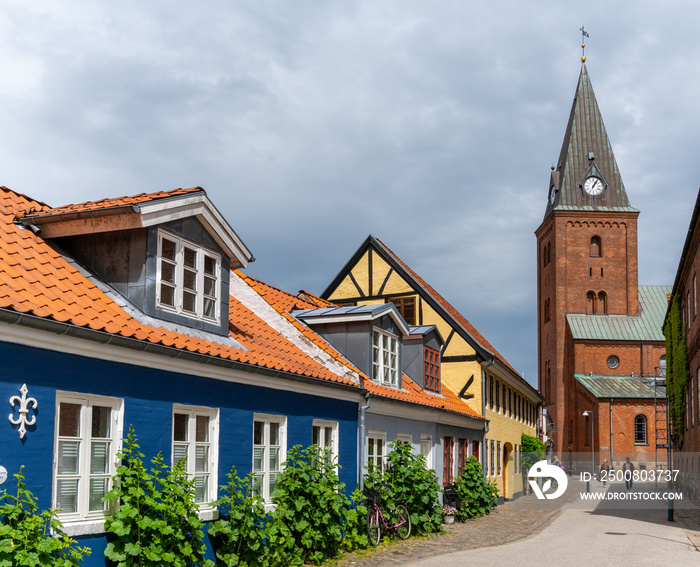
xmin=53 ymin=392 xmax=123 ymax=530
xmin=156 ymin=229 xmax=221 ymax=324
xmin=367 ymin=430 xmax=386 ymax=473
xmin=312 ymin=419 xmax=339 ymax=467
xmin=420 ymin=434 xmax=433 ymax=469
xmin=253 ymin=414 xmax=287 ymax=504
xmin=372 ymin=328 xmax=399 ymax=387
xmin=397 ymin=432 xmax=412 ymax=448
xmin=172 ymin=404 xmax=219 ymax=509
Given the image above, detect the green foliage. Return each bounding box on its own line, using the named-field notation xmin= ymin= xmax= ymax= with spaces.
xmin=665 ymin=293 xmax=689 ymax=448
xmin=378 ymin=440 xmax=442 ymax=534
xmin=208 ymin=467 xmax=292 ymax=567
xmin=271 ymin=445 xmax=360 ymax=565
xmin=0 ymin=466 xmax=90 ymax=566
xmin=520 ymin=433 xmax=546 ymax=475
xmin=453 ymin=456 xmax=498 ymax=520
xmin=103 ymin=425 xmax=214 ymax=567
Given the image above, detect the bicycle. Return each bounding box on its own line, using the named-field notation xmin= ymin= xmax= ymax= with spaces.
xmin=365 ymin=486 xmax=411 ymax=546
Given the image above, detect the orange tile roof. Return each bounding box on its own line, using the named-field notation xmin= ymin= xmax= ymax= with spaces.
xmin=19 ymin=187 xmax=203 ymax=219
xmin=0 ymin=186 xmax=484 ymax=420
xmin=373 ymin=237 xmax=521 ymax=378
xmin=239 ymin=272 xmax=483 ymax=419
xmin=0 ymin=187 xmax=354 ymax=386
xmin=296 ymin=290 xmax=337 ymax=308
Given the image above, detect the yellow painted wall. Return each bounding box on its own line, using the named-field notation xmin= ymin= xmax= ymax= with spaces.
xmin=326 ymin=245 xmax=542 ymax=499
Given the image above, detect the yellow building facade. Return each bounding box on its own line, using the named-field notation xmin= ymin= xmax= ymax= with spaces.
xmin=322 ymin=236 xmax=542 ymax=498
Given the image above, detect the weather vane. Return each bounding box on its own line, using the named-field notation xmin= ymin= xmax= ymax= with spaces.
xmin=580 ymin=26 xmax=589 ymax=62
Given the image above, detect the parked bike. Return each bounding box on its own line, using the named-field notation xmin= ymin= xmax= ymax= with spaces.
xmin=364 ymin=486 xmax=411 ymax=545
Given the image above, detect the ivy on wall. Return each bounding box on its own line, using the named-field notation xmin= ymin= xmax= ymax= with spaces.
xmin=664 ymin=293 xmax=689 ymax=448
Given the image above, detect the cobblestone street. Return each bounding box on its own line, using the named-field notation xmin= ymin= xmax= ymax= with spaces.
xmin=324 ymin=498 xmax=562 ymax=567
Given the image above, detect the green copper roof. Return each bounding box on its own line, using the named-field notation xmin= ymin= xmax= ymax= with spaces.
xmin=575 ymin=374 xmax=666 ymax=399
xmin=567 ymin=285 xmax=671 ymax=342
xmin=544 ymin=64 xmax=638 ymax=220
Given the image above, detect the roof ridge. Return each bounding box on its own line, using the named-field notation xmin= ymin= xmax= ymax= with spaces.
xmin=371 ymin=236 xmax=522 ymax=377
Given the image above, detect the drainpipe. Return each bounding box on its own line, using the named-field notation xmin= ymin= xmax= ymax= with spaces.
xmin=358 ymin=391 xmax=371 ymax=491
xmin=481 ymin=358 xmax=496 ymax=471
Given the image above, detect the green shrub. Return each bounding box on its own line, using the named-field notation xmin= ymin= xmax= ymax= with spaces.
xmin=208 ymin=468 xmax=292 ymax=567
xmin=271 ymin=445 xmax=357 ymax=565
xmin=520 ymin=433 xmax=546 ymax=475
xmin=103 ymin=425 xmax=213 ymax=567
xmin=380 ymin=440 xmax=442 ymax=533
xmin=453 ymin=456 xmax=498 ymax=520
xmin=0 ymin=466 xmax=90 ymax=566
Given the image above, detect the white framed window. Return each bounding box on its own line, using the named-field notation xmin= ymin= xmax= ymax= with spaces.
xmin=312 ymin=419 xmax=338 ymax=466
xmin=397 ymin=432 xmax=412 ymax=447
xmin=172 ymin=405 xmax=219 ymax=506
xmin=484 ymin=439 xmax=489 ymax=476
xmin=420 ymin=434 xmax=432 ymax=469
xmin=372 ymin=329 xmax=399 ymax=387
xmin=53 ymin=393 xmax=123 ymax=524
xmin=253 ymin=414 xmax=286 ymax=503
xmin=367 ymin=430 xmax=386 ymax=473
xmin=156 ymin=230 xmax=221 ymax=323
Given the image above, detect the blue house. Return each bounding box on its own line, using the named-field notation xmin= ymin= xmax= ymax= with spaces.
xmin=0 ymin=186 xmax=366 ymax=563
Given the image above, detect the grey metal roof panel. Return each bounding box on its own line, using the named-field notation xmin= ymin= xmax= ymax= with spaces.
xmin=567 ymin=285 xmax=671 ymax=342
xmin=294 ymin=304 xmax=393 ymax=318
xmin=575 ymin=374 xmax=666 ymax=399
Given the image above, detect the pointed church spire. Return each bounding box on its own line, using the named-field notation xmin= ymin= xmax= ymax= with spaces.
xmin=544 ymin=64 xmax=637 ymax=219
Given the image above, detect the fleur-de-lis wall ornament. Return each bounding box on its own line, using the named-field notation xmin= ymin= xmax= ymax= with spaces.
xmin=9 ymin=383 xmax=38 ymax=439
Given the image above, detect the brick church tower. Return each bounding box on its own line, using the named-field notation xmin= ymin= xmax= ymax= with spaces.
xmin=535 ymin=64 xmax=668 ymax=466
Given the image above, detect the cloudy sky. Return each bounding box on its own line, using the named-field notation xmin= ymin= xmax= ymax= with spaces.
xmin=2 ymin=1 xmax=699 ymax=385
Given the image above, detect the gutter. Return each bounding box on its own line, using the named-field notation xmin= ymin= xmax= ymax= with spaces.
xmin=358 ymin=391 xmax=371 ymax=491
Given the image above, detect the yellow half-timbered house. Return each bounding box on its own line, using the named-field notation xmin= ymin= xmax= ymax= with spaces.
xmin=320 ymin=236 xmax=542 ymax=499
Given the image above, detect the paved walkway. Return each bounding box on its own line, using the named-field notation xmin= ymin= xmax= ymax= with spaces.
xmin=325 ymin=481 xmax=700 ymax=567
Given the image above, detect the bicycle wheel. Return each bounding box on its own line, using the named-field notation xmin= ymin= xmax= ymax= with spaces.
xmin=394 ymin=504 xmax=411 ymax=540
xmin=367 ymin=508 xmax=381 ymax=546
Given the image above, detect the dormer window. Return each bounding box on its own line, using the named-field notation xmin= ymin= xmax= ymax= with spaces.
xmin=424 ymin=347 xmax=441 ymax=393
xmin=157 ymin=230 xmax=221 ymax=323
xmin=373 ymin=329 xmax=399 ymax=387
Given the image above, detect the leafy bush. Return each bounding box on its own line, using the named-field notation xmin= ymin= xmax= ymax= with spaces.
xmin=0 ymin=466 xmax=90 ymax=566
xmin=453 ymin=456 xmax=498 ymax=520
xmin=271 ymin=444 xmax=359 ymax=565
xmin=521 ymin=433 xmax=546 ymax=476
xmin=380 ymin=440 xmax=442 ymax=533
xmin=103 ymin=426 xmax=213 ymax=567
xmin=208 ymin=468 xmax=292 ymax=567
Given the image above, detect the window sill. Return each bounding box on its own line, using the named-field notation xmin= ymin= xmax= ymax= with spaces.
xmin=58 ymin=508 xmax=219 ymax=537
xmin=633 ymin=443 xmax=649 ymax=446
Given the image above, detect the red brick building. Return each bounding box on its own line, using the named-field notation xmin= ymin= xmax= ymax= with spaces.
xmin=666 ymin=188 xmax=700 ymax=455
xmin=535 ymin=63 xmax=669 ymax=472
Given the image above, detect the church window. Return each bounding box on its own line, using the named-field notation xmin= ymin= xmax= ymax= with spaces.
xmin=389 ymin=296 xmax=416 ymax=325
xmin=607 ymin=355 xmax=619 ymax=369
xmin=590 ymin=236 xmax=601 ymax=257
xmin=634 ymin=415 xmax=647 ymax=445
xmin=547 ymin=242 xmax=552 ymax=264
xmin=597 ymin=292 xmax=607 ymax=314
xmin=586 ymin=292 xmax=596 ymax=314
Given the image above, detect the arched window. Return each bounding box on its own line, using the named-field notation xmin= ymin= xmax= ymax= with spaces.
xmin=598 ymin=291 xmax=607 ymax=314
xmin=634 ymin=415 xmax=647 ymax=445
xmin=590 ymin=236 xmax=601 ymax=257
xmin=660 ymin=355 xmax=667 ymax=377
xmin=587 ymin=291 xmax=596 ymax=314
xmin=547 ymin=242 xmax=552 ymax=264
xmin=542 ymin=244 xmax=547 ymax=268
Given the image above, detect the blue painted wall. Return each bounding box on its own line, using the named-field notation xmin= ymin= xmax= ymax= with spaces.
xmin=0 ymin=340 xmax=359 ymax=565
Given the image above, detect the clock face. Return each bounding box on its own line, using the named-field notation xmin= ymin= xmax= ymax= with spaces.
xmin=583 ymin=176 xmax=604 ymax=196
xmin=549 ymin=186 xmax=556 ymax=204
